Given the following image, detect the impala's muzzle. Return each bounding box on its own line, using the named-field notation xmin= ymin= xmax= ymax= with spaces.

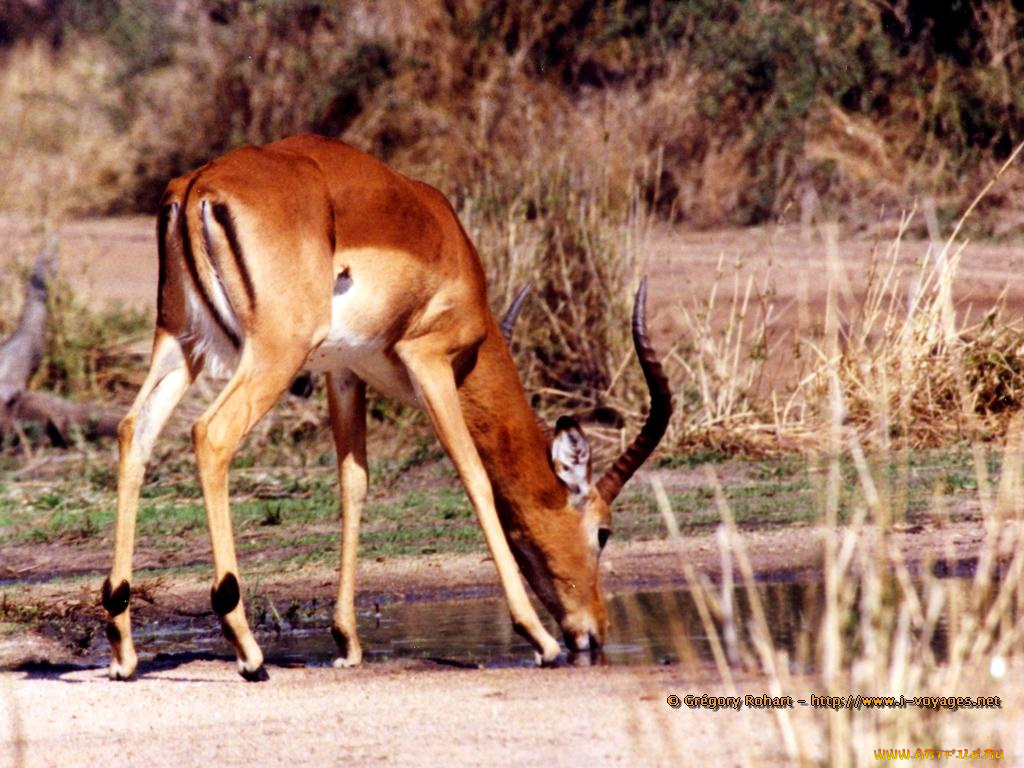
xmin=561 ymin=601 xmax=608 ymax=657
xmin=565 ymin=629 xmax=597 ymax=654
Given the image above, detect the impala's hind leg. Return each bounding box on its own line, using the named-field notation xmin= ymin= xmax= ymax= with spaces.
xmin=105 ymin=330 xmax=195 ymax=680
xmin=326 ymin=372 xmax=368 ymax=667
xmin=192 ymin=344 xmax=313 ymax=681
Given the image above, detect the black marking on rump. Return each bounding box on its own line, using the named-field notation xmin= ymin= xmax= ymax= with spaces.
xmin=178 ymin=174 xmax=241 ymax=349
xmin=210 ymin=201 xmax=256 ymax=308
xmin=211 ymin=572 xmax=241 ymax=616
xmin=334 ymin=267 xmax=352 ymax=295
xmin=101 ymin=578 xmax=131 ymax=616
xmin=156 ymin=202 xmax=175 ymax=319
xmin=326 ymin=201 xmax=336 ymax=253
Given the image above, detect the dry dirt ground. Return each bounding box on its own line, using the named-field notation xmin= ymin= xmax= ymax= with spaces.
xmin=0 ymin=524 xmax=1010 ymax=768
xmin=3 ymin=214 xmax=1023 ymax=324
xmin=2 ymin=215 xmax=1024 ymax=765
xmin=1 ymin=661 xmax=782 ymax=767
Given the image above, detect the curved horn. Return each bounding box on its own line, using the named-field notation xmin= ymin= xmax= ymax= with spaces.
xmin=498 ymin=282 xmax=553 ymax=441
xmin=499 ymin=284 xmax=531 ymax=345
xmin=595 ymin=278 xmax=673 ymax=505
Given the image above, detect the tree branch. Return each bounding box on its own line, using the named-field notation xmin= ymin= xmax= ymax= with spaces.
xmin=0 ymin=237 xmax=122 ymax=447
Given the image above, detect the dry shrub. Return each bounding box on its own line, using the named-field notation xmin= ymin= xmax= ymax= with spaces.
xmin=802 ymin=142 xmax=1024 ymax=449
xmin=38 ymin=275 xmax=150 ymax=400
xmin=667 ymin=255 xmax=781 ymax=454
xmin=0 ymin=38 xmax=136 ymax=216
xmin=652 ymin=202 xmax=1024 ymax=758
xmin=460 ymin=155 xmax=649 ymax=454
xmin=4 ymin=1 xmax=1023 ymax=228
xmin=647 ymin=144 xmax=1024 ymax=457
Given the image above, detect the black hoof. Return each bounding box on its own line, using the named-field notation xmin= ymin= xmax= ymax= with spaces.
xmin=539 ymin=651 xmax=568 ymax=668
xmin=240 ymin=664 xmax=270 ymax=682
xmin=111 ymin=670 xmax=138 ymax=682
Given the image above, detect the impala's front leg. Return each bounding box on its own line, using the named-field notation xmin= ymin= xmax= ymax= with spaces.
xmin=105 ymin=330 xmax=194 ymax=680
xmin=326 ymin=372 xmax=368 ymax=667
xmin=398 ymin=343 xmax=562 ymax=664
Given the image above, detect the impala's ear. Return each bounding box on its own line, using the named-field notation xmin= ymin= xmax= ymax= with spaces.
xmin=551 ymin=416 xmax=592 ymax=510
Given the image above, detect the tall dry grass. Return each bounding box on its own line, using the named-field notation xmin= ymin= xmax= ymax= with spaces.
xmin=0 ymin=37 xmax=136 ymax=217
xmin=653 ymin=440 xmax=1020 ymax=765
xmin=637 ymin=152 xmax=1024 ymax=765
xmin=804 ymin=144 xmax=1024 ymax=451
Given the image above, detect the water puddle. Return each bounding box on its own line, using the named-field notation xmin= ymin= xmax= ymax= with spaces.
xmin=85 ymin=579 xmax=828 ymax=670
xmin=8 ymin=552 xmax=999 ymax=671
xmin=15 ymin=555 xmax=997 ymax=672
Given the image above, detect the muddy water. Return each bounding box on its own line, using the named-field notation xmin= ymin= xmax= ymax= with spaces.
xmin=102 ymin=580 xmax=826 ymax=670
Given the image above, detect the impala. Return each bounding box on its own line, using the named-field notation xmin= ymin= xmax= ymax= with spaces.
xmin=102 ymin=134 xmax=671 ymax=680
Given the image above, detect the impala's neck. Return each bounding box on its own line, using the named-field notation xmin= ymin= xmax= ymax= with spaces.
xmin=458 ymin=321 xmax=568 ymax=527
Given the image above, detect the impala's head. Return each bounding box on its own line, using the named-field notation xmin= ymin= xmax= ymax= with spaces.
xmin=501 ymin=280 xmax=673 ymax=656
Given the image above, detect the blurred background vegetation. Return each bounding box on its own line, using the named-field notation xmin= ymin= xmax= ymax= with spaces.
xmin=0 ymin=0 xmax=1022 ymax=230
xmin=2 ymin=0 xmax=1024 ymax=457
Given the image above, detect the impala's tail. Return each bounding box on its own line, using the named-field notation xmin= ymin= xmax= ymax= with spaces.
xmin=160 ymin=174 xmax=254 ymax=378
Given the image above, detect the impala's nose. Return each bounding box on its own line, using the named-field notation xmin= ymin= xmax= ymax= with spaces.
xmin=567 ymin=630 xmax=596 ymax=653
xmin=562 ymin=606 xmax=606 ymax=654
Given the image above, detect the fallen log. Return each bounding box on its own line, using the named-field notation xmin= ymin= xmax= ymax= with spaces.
xmin=10 ymin=389 xmax=121 ymax=446
xmin=0 ymin=238 xmax=121 ymax=446
xmin=0 ymin=240 xmax=53 ymax=410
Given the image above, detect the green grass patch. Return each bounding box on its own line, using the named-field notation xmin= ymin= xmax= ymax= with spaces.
xmin=0 ymin=447 xmax=996 ymax=585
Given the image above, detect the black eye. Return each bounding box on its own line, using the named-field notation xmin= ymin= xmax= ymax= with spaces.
xmin=597 ymin=527 xmax=611 ymax=550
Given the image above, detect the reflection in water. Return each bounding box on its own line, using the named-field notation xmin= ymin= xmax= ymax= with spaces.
xmin=114 ymin=580 xmax=840 ymax=669
xmin=49 ymin=555 xmax=1003 ymax=670
xmin=605 ymin=581 xmax=824 ymax=670
xmin=85 ymin=571 xmax=993 ymax=670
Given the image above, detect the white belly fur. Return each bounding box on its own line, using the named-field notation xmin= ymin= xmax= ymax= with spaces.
xmin=303 ymin=282 xmax=419 ymax=406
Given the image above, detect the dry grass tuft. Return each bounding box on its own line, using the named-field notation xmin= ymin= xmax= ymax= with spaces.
xmin=638 ymin=151 xmax=1024 ymax=764
xmin=803 ymin=144 xmax=1024 ymax=451
xmin=0 ymin=38 xmax=136 ymax=217
xmin=4 ymin=2 xmax=1024 ymax=228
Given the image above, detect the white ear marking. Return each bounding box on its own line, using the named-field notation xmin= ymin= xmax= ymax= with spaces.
xmin=550 ymin=416 xmax=592 ymax=509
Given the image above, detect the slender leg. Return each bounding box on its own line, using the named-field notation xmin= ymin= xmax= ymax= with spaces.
xmin=191 ymin=344 xmax=309 ymax=681
xmin=397 ymin=344 xmax=562 ymax=663
xmin=105 ymin=330 xmax=194 ymax=680
xmin=325 ymin=372 xmax=368 ymax=667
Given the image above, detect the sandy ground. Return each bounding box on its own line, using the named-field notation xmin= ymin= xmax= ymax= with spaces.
xmin=2 ymin=635 xmax=1021 ymax=768
xmin=3 ymin=215 xmax=1024 ymax=765
xmin=0 ymin=215 xmax=157 ymax=312
xmin=0 ymin=662 xmax=806 ymax=768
